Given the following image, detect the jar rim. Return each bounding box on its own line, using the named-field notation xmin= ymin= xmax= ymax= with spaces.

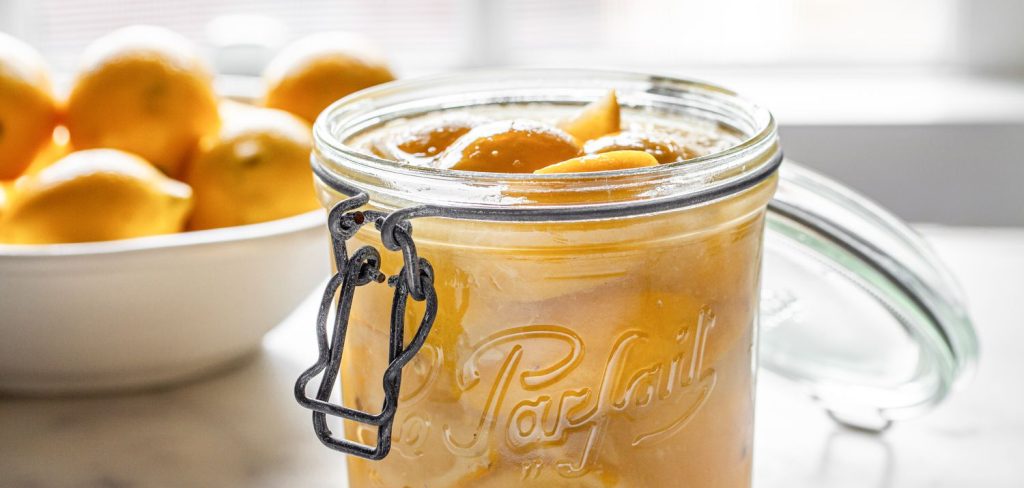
xmin=312 ymin=68 xmax=780 ymax=213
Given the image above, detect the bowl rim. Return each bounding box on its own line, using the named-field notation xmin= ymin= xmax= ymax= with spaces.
xmin=0 ymin=209 xmax=325 ymax=258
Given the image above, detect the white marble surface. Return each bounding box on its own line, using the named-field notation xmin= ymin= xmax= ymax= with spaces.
xmin=2 ymin=227 xmax=1022 ymax=487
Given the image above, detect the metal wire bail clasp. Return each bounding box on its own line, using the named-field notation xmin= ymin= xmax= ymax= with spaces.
xmin=294 ymin=192 xmax=438 ymax=460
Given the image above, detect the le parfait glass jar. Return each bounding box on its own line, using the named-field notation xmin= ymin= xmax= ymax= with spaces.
xmin=294 ymin=69 xmax=978 ymax=488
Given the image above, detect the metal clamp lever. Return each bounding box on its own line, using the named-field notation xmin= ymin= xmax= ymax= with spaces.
xmin=294 ymin=192 xmax=438 ymax=460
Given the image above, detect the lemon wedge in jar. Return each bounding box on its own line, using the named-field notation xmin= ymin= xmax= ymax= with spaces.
xmin=558 ymin=89 xmax=620 ymax=143
xmin=584 ymin=131 xmax=698 ymax=164
xmin=534 ymin=150 xmax=657 ymax=174
xmin=369 ymin=112 xmax=489 ymax=164
xmin=435 ymin=120 xmax=581 ymax=173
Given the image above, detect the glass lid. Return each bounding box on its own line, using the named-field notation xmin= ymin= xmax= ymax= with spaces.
xmin=761 ymin=161 xmax=978 ymax=430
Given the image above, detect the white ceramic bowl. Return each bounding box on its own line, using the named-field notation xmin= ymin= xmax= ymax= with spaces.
xmin=0 ymin=210 xmax=328 ymax=394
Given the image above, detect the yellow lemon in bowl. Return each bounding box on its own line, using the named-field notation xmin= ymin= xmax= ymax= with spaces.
xmin=0 ymin=32 xmax=60 ymax=181
xmin=64 ymin=25 xmax=219 ymax=178
xmin=263 ymin=31 xmax=395 ymax=123
xmin=21 ymin=127 xmax=71 ymax=177
xmin=0 ymin=149 xmax=193 ymax=244
xmin=0 ymin=181 xmax=9 ymax=218
xmin=185 ymin=102 xmax=320 ymax=230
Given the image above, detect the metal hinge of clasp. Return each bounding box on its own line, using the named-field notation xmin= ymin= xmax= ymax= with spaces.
xmin=294 ymin=193 xmax=438 ymax=460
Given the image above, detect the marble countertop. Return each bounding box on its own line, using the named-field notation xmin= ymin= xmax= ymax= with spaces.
xmin=2 ymin=226 xmax=1022 ymax=487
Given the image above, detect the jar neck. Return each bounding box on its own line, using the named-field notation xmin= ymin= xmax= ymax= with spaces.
xmin=313 ymin=69 xmax=780 ymax=216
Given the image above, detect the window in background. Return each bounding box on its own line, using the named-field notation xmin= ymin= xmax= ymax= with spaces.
xmin=12 ymin=0 xmax=468 ymax=73
xmin=3 ymin=0 xmax=993 ymax=74
xmin=498 ymin=0 xmax=959 ymax=67
xmin=605 ymin=0 xmax=957 ymax=66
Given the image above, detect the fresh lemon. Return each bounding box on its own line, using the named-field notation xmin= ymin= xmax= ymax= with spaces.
xmin=22 ymin=127 xmax=71 ymax=176
xmin=0 ymin=181 xmax=9 ymax=218
xmin=0 ymin=149 xmax=193 ymax=244
xmin=263 ymin=32 xmax=395 ymax=123
xmin=64 ymin=25 xmax=219 ymax=177
xmin=184 ymin=102 xmax=319 ymax=230
xmin=0 ymin=32 xmax=60 ymax=180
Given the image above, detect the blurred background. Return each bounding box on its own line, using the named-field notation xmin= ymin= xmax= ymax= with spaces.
xmin=3 ymin=0 xmax=1023 ymax=226
xmin=2 ymin=3 xmax=1021 ymax=487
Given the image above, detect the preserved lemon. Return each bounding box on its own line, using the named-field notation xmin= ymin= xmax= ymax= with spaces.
xmin=370 ymin=113 xmax=489 ymax=164
xmin=435 ymin=120 xmax=581 ymax=173
xmin=558 ymin=90 xmax=620 ymax=143
xmin=534 ymin=150 xmax=657 ymax=174
xmin=583 ymin=131 xmax=697 ymax=164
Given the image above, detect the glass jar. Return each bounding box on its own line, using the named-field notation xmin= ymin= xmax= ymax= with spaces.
xmin=295 ymin=70 xmax=978 ymax=488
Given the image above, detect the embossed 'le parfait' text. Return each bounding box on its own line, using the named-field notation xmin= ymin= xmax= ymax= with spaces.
xmin=433 ymin=309 xmax=718 ymax=477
